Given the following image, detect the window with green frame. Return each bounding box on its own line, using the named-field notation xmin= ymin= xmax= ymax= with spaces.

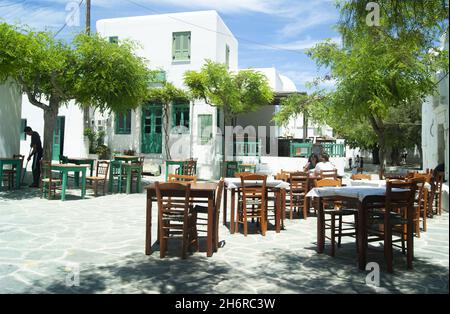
xmin=115 ymin=110 xmax=132 ymax=134
xmin=198 ymin=114 xmax=212 ymax=145
xmin=172 ymin=32 xmax=191 ymax=61
xmin=225 ymin=44 xmax=230 ymax=68
xmin=148 ymin=70 xmax=166 ymax=87
xmin=20 ymin=119 xmax=27 ymax=141
xmin=109 ymin=36 xmax=118 ymax=44
xmin=172 ymin=102 xmax=190 ymax=131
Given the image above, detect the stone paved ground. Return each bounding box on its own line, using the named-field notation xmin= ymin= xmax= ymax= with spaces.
xmin=0 ymin=183 xmax=448 ymax=294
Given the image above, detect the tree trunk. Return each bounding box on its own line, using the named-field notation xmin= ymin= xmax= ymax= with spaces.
xmin=42 ymin=98 xmax=60 ymax=161
xmin=390 ymin=146 xmax=401 ymax=166
xmin=163 ymin=103 xmax=171 ymax=160
xmin=369 ymin=114 xmax=386 ymax=179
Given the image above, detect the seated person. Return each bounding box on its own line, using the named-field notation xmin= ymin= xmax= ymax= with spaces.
xmin=314 ymin=153 xmax=336 ymax=176
xmin=303 ymin=153 xmax=319 ymax=172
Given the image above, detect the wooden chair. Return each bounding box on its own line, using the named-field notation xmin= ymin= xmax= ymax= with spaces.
xmin=2 ymin=154 xmax=24 ymax=189
xmin=193 ymin=179 xmax=225 ymax=251
xmin=237 ymin=174 xmax=267 ymax=236
xmin=289 ymin=171 xmax=309 ymax=220
xmin=430 ymin=172 xmax=444 ymax=216
xmin=86 ymin=161 xmax=110 ymax=197
xmin=406 ymin=176 xmax=428 ymax=237
xmin=366 ymin=180 xmax=417 ymax=273
xmin=155 ymin=182 xmax=198 ymax=259
xmin=316 ymin=178 xmax=358 ymax=257
xmin=351 ymin=173 xmax=371 ymax=180
xmin=320 ymin=169 xmax=338 ymax=180
xmin=40 ymin=160 xmax=62 ymax=200
xmin=181 ymin=159 xmax=197 ymax=176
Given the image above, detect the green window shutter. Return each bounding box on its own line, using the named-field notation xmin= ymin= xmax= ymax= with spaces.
xmin=109 ymin=36 xmax=118 ymax=44
xmin=172 ymin=32 xmax=191 ymax=61
xmin=20 ymin=119 xmax=27 ymax=141
xmin=115 ymin=110 xmax=132 ymax=134
xmin=198 ymin=114 xmax=212 ymax=145
xmin=172 ymin=103 xmax=190 ymax=130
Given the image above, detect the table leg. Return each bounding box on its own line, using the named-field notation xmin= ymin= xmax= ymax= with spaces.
xmin=165 ymin=162 xmax=169 ymax=182
xmin=358 ymin=201 xmax=367 ymax=270
xmin=230 ymin=188 xmax=236 ymax=234
xmin=61 ymin=172 xmax=68 ymax=201
xmin=223 ymin=187 xmax=228 ymax=226
xmin=145 ymin=191 xmax=152 ymax=255
xmin=108 ymin=166 xmax=113 ymax=193
xmin=15 ymin=161 xmax=21 ymax=188
xmin=275 ymin=189 xmax=281 ymax=233
xmin=137 ymin=168 xmax=142 ymax=193
xmin=74 ymin=171 xmax=80 ymax=187
xmin=81 ymin=169 xmax=86 ymax=199
xmin=317 ymin=197 xmax=325 ymax=253
xmin=207 ymin=197 xmax=214 ymax=257
xmin=126 ymin=168 xmax=132 ymax=194
xmin=90 ymin=161 xmax=94 ymax=177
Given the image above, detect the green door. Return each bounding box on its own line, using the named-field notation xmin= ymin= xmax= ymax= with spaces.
xmin=141 ymin=104 xmax=162 ymax=154
xmin=52 ymin=116 xmax=65 ymax=161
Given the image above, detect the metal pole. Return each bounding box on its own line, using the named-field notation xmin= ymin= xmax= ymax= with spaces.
xmin=83 ymin=0 xmax=91 ymax=132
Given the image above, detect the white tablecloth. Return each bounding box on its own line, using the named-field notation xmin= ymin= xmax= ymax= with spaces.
xmin=306 ymin=186 xmax=408 ymax=202
xmin=343 ymin=179 xmax=431 ymax=191
xmin=224 ymin=178 xmax=290 ymax=190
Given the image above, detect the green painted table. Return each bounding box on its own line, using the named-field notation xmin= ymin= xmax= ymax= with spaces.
xmin=122 ymin=163 xmax=143 ymax=194
xmin=66 ymin=157 xmax=95 ymax=186
xmin=0 ymin=158 xmax=22 ymax=189
xmin=114 ymin=155 xmax=140 ymax=163
xmin=51 ymin=164 xmax=87 ymax=201
xmin=165 ymin=160 xmax=185 ymax=182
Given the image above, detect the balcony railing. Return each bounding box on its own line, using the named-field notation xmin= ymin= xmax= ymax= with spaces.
xmin=290 ymin=142 xmax=346 ymax=157
xmin=235 ymin=141 xmax=261 ymax=156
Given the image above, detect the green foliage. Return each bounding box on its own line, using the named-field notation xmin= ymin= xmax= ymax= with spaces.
xmin=95 ymin=144 xmax=111 ymax=160
xmin=0 ymin=22 xmax=151 ymax=159
xmin=184 ymin=60 xmax=274 ymax=122
xmin=84 ymin=127 xmax=108 ymax=155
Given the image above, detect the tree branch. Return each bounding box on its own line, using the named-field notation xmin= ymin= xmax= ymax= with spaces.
xmin=19 ymin=77 xmax=48 ymax=111
xmin=51 ymin=71 xmax=67 ymax=99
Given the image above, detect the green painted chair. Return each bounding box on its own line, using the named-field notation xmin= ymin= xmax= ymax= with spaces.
xmin=108 ymin=159 xmax=124 ymax=193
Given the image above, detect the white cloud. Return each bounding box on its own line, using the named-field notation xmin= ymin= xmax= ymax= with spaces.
xmin=0 ymin=0 xmax=72 ymax=30
xmin=265 ymin=36 xmax=341 ymax=51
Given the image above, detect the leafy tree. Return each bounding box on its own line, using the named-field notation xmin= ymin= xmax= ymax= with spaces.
xmin=147 ymin=82 xmax=191 ymax=160
xmin=184 ymin=60 xmax=274 ymax=126
xmin=303 ymin=0 xmax=448 ymax=177
xmin=0 ymin=23 xmax=150 ymax=160
xmin=184 ymin=60 xmax=273 ymax=172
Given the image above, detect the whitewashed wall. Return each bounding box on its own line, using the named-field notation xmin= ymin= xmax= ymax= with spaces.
xmin=0 ymin=80 xmax=21 ymax=157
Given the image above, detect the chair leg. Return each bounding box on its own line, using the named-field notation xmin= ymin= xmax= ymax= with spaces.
xmin=243 ymin=211 xmax=248 ymax=236
xmin=337 ymin=214 xmax=343 ymax=248
xmin=289 ymin=196 xmax=293 ymax=220
xmin=330 ymin=214 xmax=335 ymax=257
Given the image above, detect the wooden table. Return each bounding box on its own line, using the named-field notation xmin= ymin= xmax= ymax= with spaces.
xmin=66 ymin=157 xmax=95 ymax=186
xmin=223 ymin=178 xmax=289 ymax=234
xmin=0 ymin=158 xmax=22 ymax=189
xmin=306 ymin=186 xmax=415 ymax=271
xmin=145 ymin=182 xmax=218 ymax=257
xmin=51 ymin=164 xmax=87 ymax=201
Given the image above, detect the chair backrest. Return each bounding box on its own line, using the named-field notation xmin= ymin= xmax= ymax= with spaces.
xmin=215 ymin=178 xmax=225 ymax=212
xmin=316 ymin=178 xmax=341 ymax=187
xmin=407 ymin=176 xmax=426 ymax=207
xmin=96 ymin=161 xmax=110 ymax=179
xmin=385 ymin=180 xmax=417 ymax=213
xmin=290 ymin=171 xmax=309 ymax=192
xmin=40 ymin=160 xmax=53 ymax=182
xmin=240 ymin=174 xmax=267 ymax=205
xmin=182 ymin=160 xmax=197 ymax=176
xmin=351 ymin=173 xmax=371 ymax=180
xmin=168 ymin=174 xmax=197 ymax=183
xmin=320 ymin=169 xmax=338 ymax=180
xmin=155 ymin=182 xmax=191 ymax=221
xmin=412 ymin=172 xmax=431 ymax=183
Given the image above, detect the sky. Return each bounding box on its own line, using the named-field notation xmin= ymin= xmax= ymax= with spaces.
xmin=0 ymin=0 xmax=341 ymax=92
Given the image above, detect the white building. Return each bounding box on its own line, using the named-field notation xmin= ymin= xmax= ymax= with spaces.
xmin=422 ymin=34 xmax=449 ymax=211
xmin=0 ymin=80 xmax=22 ymax=158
